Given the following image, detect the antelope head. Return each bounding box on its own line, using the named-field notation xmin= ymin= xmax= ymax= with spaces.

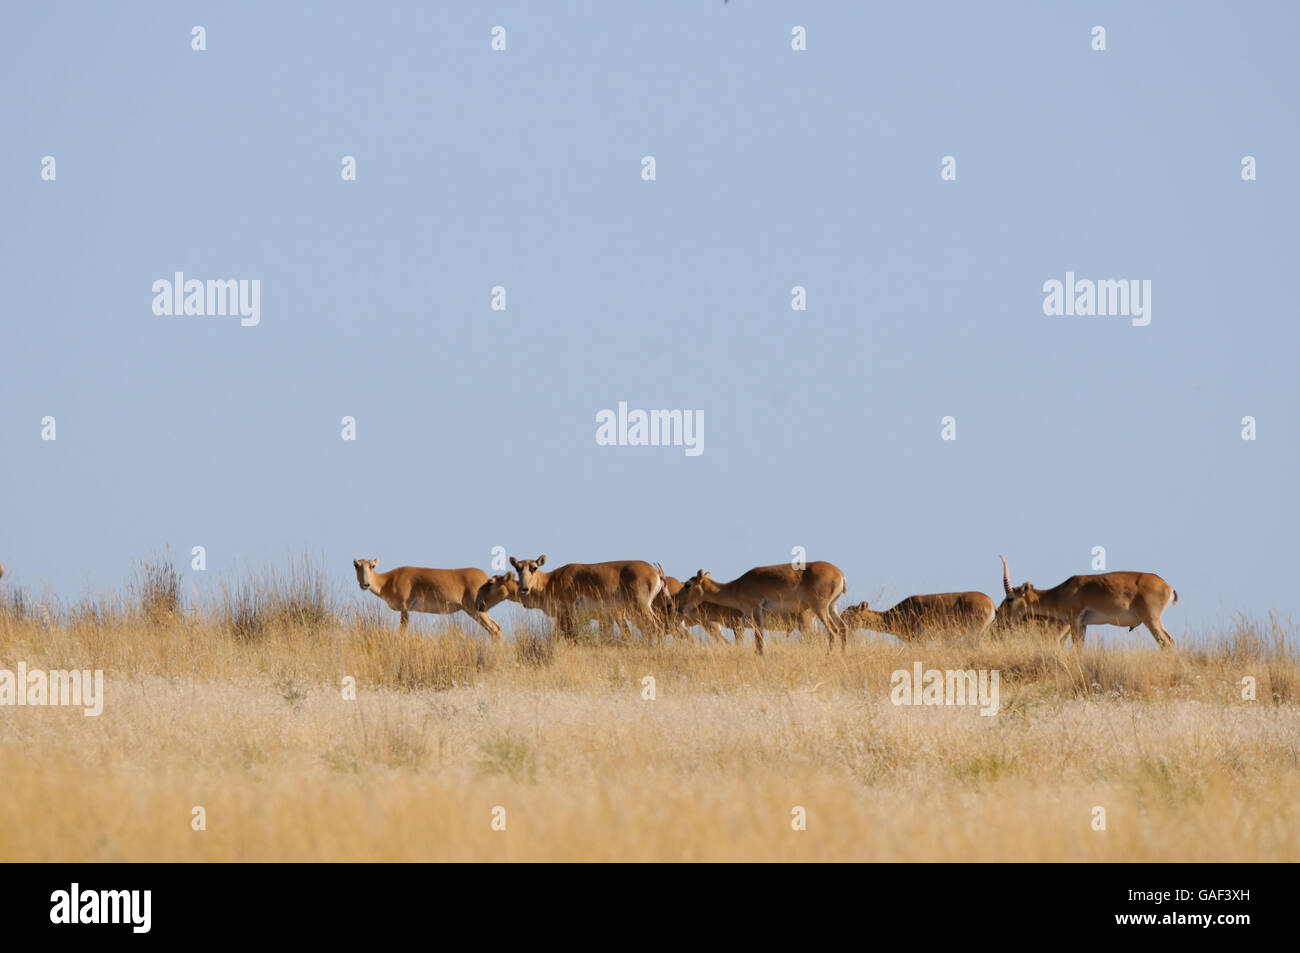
xmin=353 ymin=557 xmax=380 ymax=591
xmin=476 ymin=573 xmax=519 ymax=613
xmin=841 ymin=601 xmax=870 ymax=627
xmin=509 ymin=555 xmax=547 ymax=597
xmin=674 ymin=570 xmax=711 ymax=613
xmin=994 ymin=555 xmax=1039 ymax=626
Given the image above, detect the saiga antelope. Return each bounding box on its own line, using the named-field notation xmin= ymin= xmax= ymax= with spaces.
xmin=509 ymin=555 xmax=665 ymax=641
xmin=654 ymin=565 xmax=814 ymax=646
xmin=477 ymin=569 xmax=646 ymax=640
xmin=474 ymin=573 xmax=522 ymax=614
xmin=995 ymin=556 xmax=1178 ymax=648
xmin=693 ymin=602 xmax=817 ymax=647
xmin=353 ymin=558 xmax=503 ymax=641
xmin=842 ymin=592 xmax=996 ymax=642
xmin=672 ymin=562 xmax=848 ymax=655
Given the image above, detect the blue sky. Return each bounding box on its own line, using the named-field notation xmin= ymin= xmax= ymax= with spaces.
xmin=2 ymin=2 xmax=1297 ymax=639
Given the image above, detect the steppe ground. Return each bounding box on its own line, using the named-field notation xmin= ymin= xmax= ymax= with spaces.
xmin=1 ymin=564 xmax=1296 ymax=862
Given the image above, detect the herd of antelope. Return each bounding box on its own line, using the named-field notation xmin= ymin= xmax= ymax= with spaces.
xmin=0 ymin=556 xmax=1179 ymax=653
xmin=351 ymin=554 xmax=1180 ymax=654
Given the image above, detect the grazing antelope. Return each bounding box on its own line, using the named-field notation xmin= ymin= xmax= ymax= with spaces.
xmin=842 ymin=592 xmax=996 ymax=642
xmin=996 ymin=556 xmax=1178 ymax=648
xmin=509 ymin=555 xmax=665 ymax=641
xmin=673 ymin=562 xmax=848 ymax=655
xmin=353 ymin=558 xmax=503 ymax=641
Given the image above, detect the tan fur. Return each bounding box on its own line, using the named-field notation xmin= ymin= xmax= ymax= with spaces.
xmin=474 ymin=573 xmax=521 ymax=614
xmin=690 ymin=601 xmax=816 ymax=647
xmin=652 ymin=568 xmax=785 ymax=644
xmin=353 ymin=558 xmax=502 ymax=642
xmin=653 ymin=572 xmax=700 ymax=641
xmin=510 ymin=555 xmax=665 ymax=641
xmin=672 ymin=562 xmax=848 ymax=655
xmin=842 ymin=592 xmax=995 ymax=642
xmin=996 ymin=556 xmax=1178 ymax=648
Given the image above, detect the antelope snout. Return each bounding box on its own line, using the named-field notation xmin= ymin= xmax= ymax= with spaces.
xmin=360 ymin=583 xmax=370 ymax=590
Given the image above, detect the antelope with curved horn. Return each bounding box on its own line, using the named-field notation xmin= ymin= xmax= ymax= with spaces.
xmin=842 ymin=592 xmax=995 ymax=642
xmin=353 ymin=558 xmax=503 ymax=641
xmin=672 ymin=561 xmax=848 ymax=655
xmin=995 ymin=556 xmax=1178 ymax=648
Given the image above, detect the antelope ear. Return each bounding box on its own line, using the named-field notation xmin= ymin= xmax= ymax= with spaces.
xmin=353 ymin=559 xmax=360 ymax=568
xmin=371 ymin=558 xmax=378 ymax=567
xmin=536 ymin=554 xmax=546 ymax=567
xmin=509 ymin=557 xmax=520 ymax=570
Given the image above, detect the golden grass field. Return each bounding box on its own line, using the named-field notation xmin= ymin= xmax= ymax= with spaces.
xmin=1 ymin=559 xmax=1297 ymax=862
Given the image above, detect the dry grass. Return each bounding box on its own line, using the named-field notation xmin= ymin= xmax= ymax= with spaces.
xmin=0 ymin=562 xmax=1297 ymax=861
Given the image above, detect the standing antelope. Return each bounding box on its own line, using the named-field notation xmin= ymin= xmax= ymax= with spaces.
xmin=656 ymin=562 xmax=812 ymax=644
xmin=842 ymin=592 xmax=995 ymax=642
xmin=691 ymin=602 xmax=817 ymax=647
xmin=672 ymin=562 xmax=848 ymax=655
xmin=353 ymin=558 xmax=504 ymax=641
xmin=996 ymin=556 xmax=1178 ymax=648
xmin=653 ymin=565 xmax=790 ymax=644
xmin=509 ymin=555 xmax=665 ymax=641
